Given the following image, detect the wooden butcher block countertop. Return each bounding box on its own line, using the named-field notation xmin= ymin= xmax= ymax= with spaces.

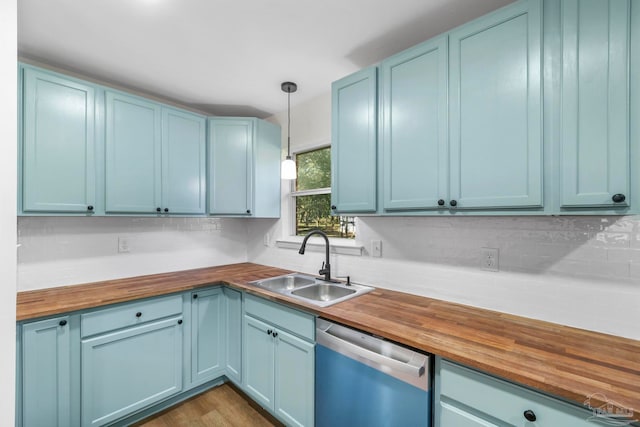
xmin=16 ymin=262 xmax=640 ymax=416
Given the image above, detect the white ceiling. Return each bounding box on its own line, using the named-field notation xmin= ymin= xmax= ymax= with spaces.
xmin=18 ymin=0 xmax=514 ymax=118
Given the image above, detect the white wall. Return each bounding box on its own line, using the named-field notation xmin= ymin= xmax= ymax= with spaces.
xmin=249 ymin=92 xmax=640 ymax=341
xmin=1 ymin=0 xmax=17 ymax=424
xmin=18 ymin=217 xmax=248 ymax=290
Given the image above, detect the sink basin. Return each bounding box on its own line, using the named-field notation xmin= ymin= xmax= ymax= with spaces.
xmin=248 ymin=274 xmax=373 ymax=307
xmin=250 ymin=274 xmax=316 ymax=291
xmin=292 ymin=284 xmax=356 ymax=301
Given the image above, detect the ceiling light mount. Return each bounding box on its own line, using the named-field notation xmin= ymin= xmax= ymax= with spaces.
xmin=281 ymin=81 xmax=298 ymax=180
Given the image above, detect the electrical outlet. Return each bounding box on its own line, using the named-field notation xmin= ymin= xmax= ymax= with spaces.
xmin=372 ymin=240 xmax=382 ymax=257
xmin=481 ymin=247 xmax=499 ymax=272
xmin=118 ymin=236 xmax=130 ymax=253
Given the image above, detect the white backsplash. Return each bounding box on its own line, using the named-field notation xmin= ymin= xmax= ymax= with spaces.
xmin=247 ymin=215 xmax=640 ymax=340
xmin=17 ymin=216 xmax=248 ymax=291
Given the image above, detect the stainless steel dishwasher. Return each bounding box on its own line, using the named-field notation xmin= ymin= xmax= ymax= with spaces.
xmin=315 ymin=318 xmax=432 ymax=427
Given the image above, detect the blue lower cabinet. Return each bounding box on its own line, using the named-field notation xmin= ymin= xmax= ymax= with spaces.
xmin=243 ymin=310 xmax=315 ymax=427
xmin=435 ymin=358 xmax=595 ymax=427
xmin=81 ymin=317 xmax=183 ymax=426
xmin=190 ymin=288 xmax=224 ymax=386
xmin=21 ymin=316 xmax=79 ymax=427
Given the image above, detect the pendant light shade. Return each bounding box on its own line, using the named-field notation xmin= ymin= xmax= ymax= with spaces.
xmin=281 ymin=81 xmax=297 ymax=180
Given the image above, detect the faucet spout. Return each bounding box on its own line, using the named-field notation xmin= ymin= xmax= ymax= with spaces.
xmin=298 ymin=230 xmax=331 ymax=282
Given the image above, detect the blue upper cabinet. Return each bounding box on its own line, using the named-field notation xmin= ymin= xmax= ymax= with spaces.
xmin=105 ymin=91 xmax=207 ymax=215
xmin=207 ymin=118 xmax=280 ymax=217
xmin=449 ymin=0 xmax=543 ymax=209
xmin=381 ymin=37 xmax=448 ymax=211
xmin=208 ymin=118 xmax=253 ymax=215
xmin=560 ymin=0 xmax=631 ymax=208
xmin=162 ymin=108 xmax=207 ymax=214
xmin=331 ymin=67 xmax=378 ymax=213
xmin=105 ymin=91 xmax=162 ymax=214
xmin=21 ymin=67 xmax=97 ymax=214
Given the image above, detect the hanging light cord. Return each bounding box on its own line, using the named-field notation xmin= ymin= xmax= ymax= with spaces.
xmin=287 ymin=89 xmax=291 ymax=158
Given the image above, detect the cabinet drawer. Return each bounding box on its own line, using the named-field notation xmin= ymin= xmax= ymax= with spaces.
xmin=439 ymin=360 xmax=593 ymax=426
xmin=245 ymin=294 xmax=314 ymax=341
xmin=81 ymin=294 xmax=182 ymax=337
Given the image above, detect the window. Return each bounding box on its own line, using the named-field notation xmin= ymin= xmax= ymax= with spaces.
xmin=291 ymin=147 xmax=355 ymax=238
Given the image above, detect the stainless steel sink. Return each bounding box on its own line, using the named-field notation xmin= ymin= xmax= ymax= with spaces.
xmin=292 ymin=283 xmax=356 ymax=301
xmin=248 ymin=273 xmax=373 ymax=307
xmin=250 ymin=274 xmax=316 ymax=291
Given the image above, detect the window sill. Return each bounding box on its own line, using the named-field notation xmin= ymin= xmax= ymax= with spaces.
xmin=275 ymin=236 xmax=364 ymax=256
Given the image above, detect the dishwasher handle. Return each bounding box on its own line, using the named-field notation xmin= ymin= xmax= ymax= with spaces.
xmin=316 ymin=321 xmax=429 ymax=390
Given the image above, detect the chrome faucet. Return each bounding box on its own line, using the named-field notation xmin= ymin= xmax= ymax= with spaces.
xmin=298 ymin=230 xmax=331 ymax=282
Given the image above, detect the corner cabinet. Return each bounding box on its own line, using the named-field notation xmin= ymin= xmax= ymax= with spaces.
xmin=189 ymin=288 xmax=224 ymax=387
xmin=20 ymin=68 xmax=97 ymax=214
xmin=331 ymin=67 xmax=378 ymax=214
xmin=435 ymin=358 xmax=595 ymax=427
xmin=560 ymin=0 xmax=631 ymax=209
xmin=208 ymin=118 xmax=281 ymax=217
xmin=243 ymin=294 xmax=315 ymax=427
xmin=448 ymin=0 xmax=542 ymax=209
xmin=105 ymin=91 xmax=206 ymax=215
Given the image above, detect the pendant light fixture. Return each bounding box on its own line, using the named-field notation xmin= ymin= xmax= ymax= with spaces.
xmin=281 ymin=81 xmax=297 ymax=180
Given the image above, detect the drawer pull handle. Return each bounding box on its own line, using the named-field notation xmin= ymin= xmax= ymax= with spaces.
xmin=59 ymin=320 xmax=67 ymax=327
xmin=612 ymin=193 xmax=626 ymax=203
xmin=523 ymin=410 xmax=536 ymax=422
xmin=135 ymin=312 xmax=142 ymax=318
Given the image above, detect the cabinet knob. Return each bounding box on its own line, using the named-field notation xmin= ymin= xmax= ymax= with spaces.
xmin=267 ymin=329 xmax=272 ymax=335
xmin=177 ymin=319 xmax=183 ymax=325
xmin=156 ymin=207 xmax=161 ymax=212
xmin=246 ymin=209 xmax=251 ymax=214
xmin=612 ymin=193 xmax=626 ymax=203
xmin=437 ymin=199 xmax=445 ymax=206
xmin=164 ymin=208 xmax=169 ymax=213
xmin=450 ymin=200 xmax=458 ymax=207
xmin=523 ymin=410 xmax=536 ymax=422
xmin=135 ymin=312 xmax=142 ymax=318
xmin=193 ymin=294 xmax=198 ymax=299
xmin=273 ymin=331 xmax=278 ymax=338
xmin=59 ymin=320 xmax=67 ymax=327
xmin=331 ymin=205 xmax=337 ymax=210
xmin=87 ymin=205 xmax=94 ymax=211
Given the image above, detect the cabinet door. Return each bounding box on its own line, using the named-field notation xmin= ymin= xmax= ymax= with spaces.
xmin=243 ymin=315 xmax=275 ymax=410
xmin=449 ymin=0 xmax=542 ymax=209
xmin=81 ymin=317 xmax=183 ymax=426
xmin=22 ymin=317 xmax=73 ymax=427
xmin=162 ymin=108 xmax=206 ymax=214
xmin=191 ymin=288 xmax=223 ymax=385
xmin=105 ymin=91 xmax=162 ymax=213
xmin=208 ymin=118 xmax=253 ymax=215
xmin=224 ymin=287 xmax=242 ymax=383
xmin=22 ymin=68 xmax=96 ymax=213
xmin=381 ymin=37 xmax=448 ymax=211
xmin=560 ymin=0 xmax=630 ymax=208
xmin=274 ymin=330 xmax=314 ymax=427
xmin=331 ymin=67 xmax=377 ymax=213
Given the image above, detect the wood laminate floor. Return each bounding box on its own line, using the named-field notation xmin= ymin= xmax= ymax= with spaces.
xmin=132 ymin=383 xmax=283 ymax=427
